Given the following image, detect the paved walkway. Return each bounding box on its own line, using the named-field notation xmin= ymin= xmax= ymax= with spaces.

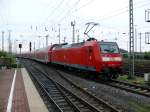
xmin=0 ymin=68 xmax=48 ymax=112
xmin=0 ymin=69 xmax=15 ymax=112
xmin=22 ymin=68 xmax=48 ymax=112
xmin=12 ymin=69 xmax=30 ymax=112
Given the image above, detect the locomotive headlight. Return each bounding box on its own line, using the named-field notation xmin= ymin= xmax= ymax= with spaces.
xmin=102 ymin=57 xmax=111 ymax=61
xmin=114 ymin=57 xmax=122 ymax=61
xmin=102 ymin=57 xmax=122 ymax=61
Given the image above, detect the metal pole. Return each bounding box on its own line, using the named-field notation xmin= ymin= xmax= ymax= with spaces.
xmin=14 ymin=40 xmax=18 ymax=53
xmin=8 ymin=30 xmax=12 ymax=55
xmin=139 ymin=33 xmax=142 ymax=53
xmin=2 ymin=31 xmax=4 ymax=51
xmin=45 ymin=35 xmax=48 ymax=46
xmin=128 ymin=0 xmax=135 ymax=79
xmin=20 ymin=48 xmax=21 ymax=54
xmin=73 ymin=24 xmax=75 ymax=43
xmin=34 ymin=41 xmax=35 ymax=52
xmin=135 ymin=25 xmax=137 ymax=52
xmin=71 ymin=21 xmax=75 ymax=43
xmin=38 ymin=36 xmax=41 ymax=48
xmin=58 ymin=24 xmax=60 ymax=44
xmin=63 ymin=37 xmax=66 ymax=43
xmin=77 ymin=30 xmax=79 ymax=43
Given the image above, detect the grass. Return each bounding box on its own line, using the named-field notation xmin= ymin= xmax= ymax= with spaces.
xmin=118 ymin=75 xmax=145 ymax=84
xmin=128 ymin=101 xmax=150 ymax=112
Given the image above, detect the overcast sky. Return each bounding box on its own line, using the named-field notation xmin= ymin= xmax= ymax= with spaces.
xmin=0 ymin=0 xmax=150 ymax=52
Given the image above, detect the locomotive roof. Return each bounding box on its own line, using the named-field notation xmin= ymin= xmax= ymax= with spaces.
xmin=99 ymin=41 xmax=117 ymax=44
xmin=53 ymin=41 xmax=118 ymax=50
xmin=35 ymin=45 xmax=52 ymax=52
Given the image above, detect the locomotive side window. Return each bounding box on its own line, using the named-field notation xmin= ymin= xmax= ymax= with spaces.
xmin=100 ymin=43 xmax=119 ymax=53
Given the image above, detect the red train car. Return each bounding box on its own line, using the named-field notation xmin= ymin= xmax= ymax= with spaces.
xmin=18 ymin=39 xmax=123 ymax=79
xmin=34 ymin=46 xmax=52 ymax=63
xmin=51 ymin=40 xmax=123 ymax=79
xmin=33 ymin=44 xmax=61 ymax=63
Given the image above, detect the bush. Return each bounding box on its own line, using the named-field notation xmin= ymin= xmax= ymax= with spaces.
xmin=144 ymin=52 xmax=150 ymax=60
xmin=0 ymin=51 xmax=17 ymax=68
xmin=0 ymin=51 xmax=8 ymax=57
xmin=122 ymin=52 xmax=150 ymax=60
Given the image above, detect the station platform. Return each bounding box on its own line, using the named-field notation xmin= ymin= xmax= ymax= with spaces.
xmin=0 ymin=68 xmax=48 ymax=112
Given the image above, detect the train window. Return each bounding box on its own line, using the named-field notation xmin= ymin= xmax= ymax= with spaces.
xmin=100 ymin=43 xmax=119 ymax=53
xmin=71 ymin=42 xmax=84 ymax=48
xmin=62 ymin=45 xmax=71 ymax=48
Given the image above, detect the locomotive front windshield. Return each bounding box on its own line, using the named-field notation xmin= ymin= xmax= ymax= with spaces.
xmin=100 ymin=42 xmax=119 ymax=53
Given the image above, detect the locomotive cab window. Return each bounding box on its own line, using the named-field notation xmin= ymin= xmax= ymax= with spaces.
xmin=99 ymin=42 xmax=119 ymax=53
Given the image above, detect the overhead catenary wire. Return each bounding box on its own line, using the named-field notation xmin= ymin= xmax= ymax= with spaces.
xmin=37 ymin=0 xmax=150 ymax=34
xmin=52 ymin=0 xmax=150 ymax=35
xmin=74 ymin=0 xmax=95 ymax=12
xmin=69 ymin=0 xmax=150 ymax=28
xmin=57 ymin=0 xmax=81 ymax=23
xmin=38 ymin=0 xmax=82 ymax=35
xmin=0 ymin=0 xmax=9 ymax=27
xmin=40 ymin=0 xmax=65 ymax=26
xmin=98 ymin=0 xmax=150 ymax=22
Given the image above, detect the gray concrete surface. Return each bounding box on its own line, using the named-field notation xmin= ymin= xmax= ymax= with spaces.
xmin=21 ymin=68 xmax=48 ymax=112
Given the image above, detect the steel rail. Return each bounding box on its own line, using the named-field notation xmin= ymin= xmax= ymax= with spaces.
xmin=22 ymin=61 xmax=63 ymax=112
xmin=23 ymin=60 xmax=109 ymax=112
xmin=27 ymin=60 xmax=120 ymax=112
xmin=45 ymin=68 xmax=120 ymax=112
xmin=108 ymin=79 xmax=150 ymax=97
xmin=33 ymin=65 xmax=114 ymax=112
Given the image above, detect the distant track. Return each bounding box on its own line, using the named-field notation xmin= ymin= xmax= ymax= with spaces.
xmin=106 ymin=79 xmax=150 ymax=97
xmin=123 ymin=60 xmax=150 ymax=77
xmin=22 ymin=59 xmax=120 ymax=112
xmin=55 ymin=68 xmax=150 ymax=98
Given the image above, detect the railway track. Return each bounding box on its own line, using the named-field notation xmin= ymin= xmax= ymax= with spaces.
xmin=46 ymin=64 xmax=150 ymax=98
xmin=123 ymin=70 xmax=149 ymax=77
xmin=43 ymin=63 xmax=150 ymax=98
xmin=22 ymin=60 xmax=120 ymax=112
xmin=55 ymin=65 xmax=150 ymax=98
xmin=123 ymin=60 xmax=150 ymax=77
xmin=53 ymin=68 xmax=150 ymax=98
xmin=56 ymin=68 xmax=150 ymax=98
xmin=106 ymin=79 xmax=150 ymax=97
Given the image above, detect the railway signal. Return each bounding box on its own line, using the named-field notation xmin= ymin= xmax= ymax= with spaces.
xmin=19 ymin=44 xmax=22 ymax=54
xmin=29 ymin=42 xmax=32 ymax=52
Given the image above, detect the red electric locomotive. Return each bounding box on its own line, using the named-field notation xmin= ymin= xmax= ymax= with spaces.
xmin=18 ymin=39 xmax=123 ymax=79
xmin=51 ymin=39 xmax=123 ymax=79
